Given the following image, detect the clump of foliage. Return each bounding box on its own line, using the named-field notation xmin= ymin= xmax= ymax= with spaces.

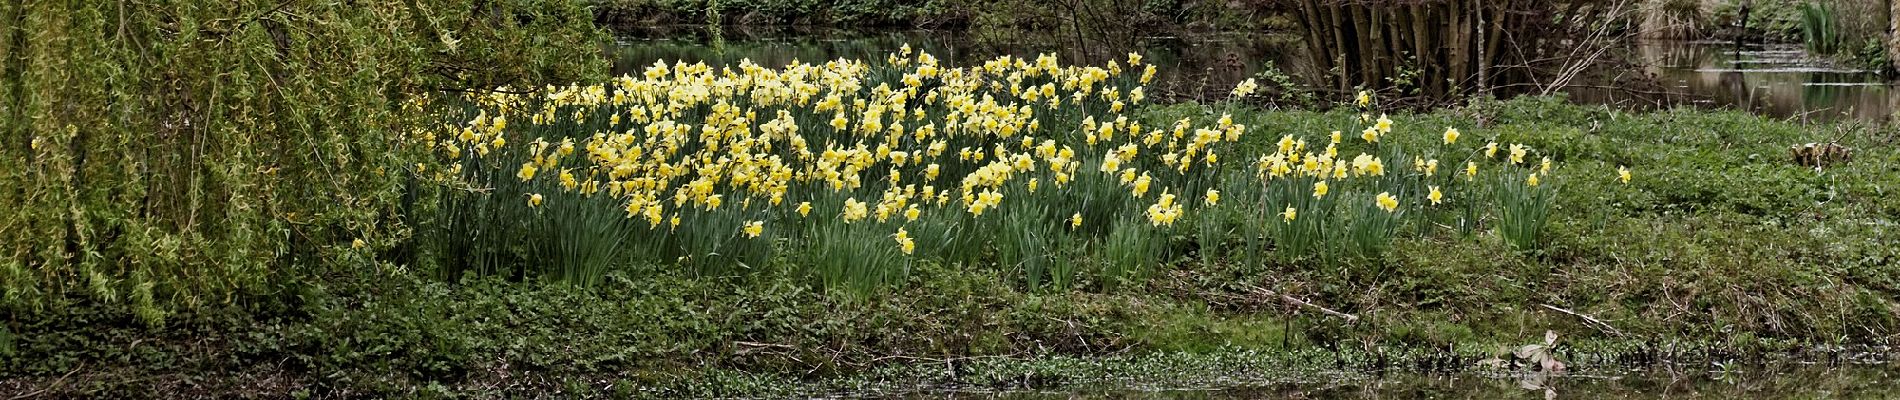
xmin=0 ymin=0 xmax=607 ymax=322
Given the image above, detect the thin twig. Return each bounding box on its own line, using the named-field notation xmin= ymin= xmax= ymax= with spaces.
xmin=1247 ymin=284 xmax=1359 ymax=322
xmin=732 ymin=341 xmax=796 ymax=349
xmin=1541 ymin=303 xmax=1625 ymax=337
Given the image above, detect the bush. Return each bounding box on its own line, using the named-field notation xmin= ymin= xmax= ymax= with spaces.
xmin=0 ymin=0 xmax=608 ymax=322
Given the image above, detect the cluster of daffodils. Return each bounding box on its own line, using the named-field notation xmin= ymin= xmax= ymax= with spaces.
xmin=425 ymin=45 xmax=1262 ymax=259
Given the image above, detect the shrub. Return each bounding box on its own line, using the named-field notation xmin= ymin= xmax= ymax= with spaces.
xmin=0 ymin=0 xmax=607 ymax=321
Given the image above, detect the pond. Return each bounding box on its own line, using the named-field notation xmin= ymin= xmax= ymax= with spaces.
xmin=610 ymin=27 xmax=1898 ymax=122
xmin=1572 ymin=41 xmax=1897 ymax=123
xmin=878 ymin=363 xmax=1900 ymax=399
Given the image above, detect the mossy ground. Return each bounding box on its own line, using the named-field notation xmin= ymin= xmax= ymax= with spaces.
xmin=4 ymin=97 xmax=1897 ymax=398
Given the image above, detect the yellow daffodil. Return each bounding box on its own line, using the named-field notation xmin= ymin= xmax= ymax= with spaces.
xmin=1132 ymin=173 xmax=1151 ymax=197
xmin=1484 ymin=142 xmax=1499 ymax=158
xmin=517 ymin=163 xmax=538 ymax=181
xmin=1427 ymin=186 xmax=1443 ymax=205
xmin=1282 ymin=206 xmax=1297 ymax=222
xmin=1313 ymin=181 xmax=1329 ymax=198
xmin=1232 ymin=78 xmax=1258 ymax=98
xmin=797 ymin=202 xmax=812 ymax=217
xmin=1443 ymin=127 xmax=1459 ymax=144
xmin=1527 ymin=173 xmax=1541 ymax=186
xmin=843 ymin=198 xmax=868 ymax=222
xmin=1070 ymin=213 xmax=1082 ymax=229
xmin=1205 ymin=189 xmax=1220 ymax=206
xmin=1509 ymin=144 xmax=1527 ymax=164
xmin=894 ymin=228 xmax=915 ymax=255
xmin=742 ymin=221 xmax=763 ymax=238
xmin=1375 ymin=192 xmax=1398 ymax=212
xmin=528 ymin=193 xmax=544 ymax=207
xmin=1618 ymin=165 xmax=1631 ymax=184
xmin=1355 ymin=91 xmax=1371 ymax=107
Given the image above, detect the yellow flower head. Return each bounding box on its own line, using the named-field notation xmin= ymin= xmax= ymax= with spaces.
xmin=1070 ymin=213 xmax=1083 ymax=229
xmin=1375 ymin=192 xmax=1398 ymax=212
xmin=797 ymin=201 xmax=812 ymax=217
xmin=905 ymin=205 xmax=921 ymax=221
xmin=1374 ymin=114 xmax=1393 ymax=133
xmin=843 ymin=198 xmax=869 ymax=222
xmin=1205 ymin=189 xmax=1221 ymax=206
xmin=1361 ymin=126 xmax=1379 ymax=143
xmin=1466 ymin=161 xmax=1478 ymax=180
xmin=1527 ymin=173 xmax=1541 ymax=186
xmin=1282 ymin=206 xmax=1297 ymax=222
xmin=1232 ymin=78 xmax=1258 ymax=98
xmin=1355 ymin=91 xmax=1371 ymax=107
xmin=1132 ymin=173 xmax=1152 ymax=197
xmin=528 ymin=193 xmax=544 ymax=207
xmin=517 ymin=163 xmax=538 ymax=181
xmin=742 ymin=221 xmax=764 ymax=238
xmin=1484 ymin=142 xmax=1499 ymax=158
xmin=1427 ymin=186 xmax=1443 ymax=205
xmin=1618 ymin=165 xmax=1631 ymax=184
xmin=1443 ymin=127 xmax=1459 ymax=144
xmin=894 ymin=228 xmax=915 ymax=255
xmin=1540 ymin=156 xmax=1552 ymax=174
xmin=1313 ymin=181 xmax=1329 ymax=198
xmin=1509 ymin=144 xmax=1528 ymax=164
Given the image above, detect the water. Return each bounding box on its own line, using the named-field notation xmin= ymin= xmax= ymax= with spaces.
xmin=883 ymin=364 xmax=1900 ymax=399
xmin=1572 ymin=41 xmax=1897 ymax=122
xmin=610 ymin=28 xmax=1898 ymax=122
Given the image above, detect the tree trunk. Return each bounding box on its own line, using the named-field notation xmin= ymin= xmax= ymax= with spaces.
xmin=1888 ymin=0 xmax=1899 ymax=75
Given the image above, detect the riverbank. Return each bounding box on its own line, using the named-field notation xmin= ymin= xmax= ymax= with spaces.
xmin=4 ymin=96 xmax=1895 ymax=398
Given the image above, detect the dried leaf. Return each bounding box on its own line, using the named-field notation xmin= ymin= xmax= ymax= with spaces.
xmin=1515 ymin=344 xmax=1545 ymax=359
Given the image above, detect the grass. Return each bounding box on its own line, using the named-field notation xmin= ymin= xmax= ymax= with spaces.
xmin=4 ymin=95 xmax=1898 ymax=397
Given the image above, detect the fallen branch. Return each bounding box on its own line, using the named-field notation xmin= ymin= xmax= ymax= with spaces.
xmin=732 ymin=341 xmax=797 ymax=350
xmin=1541 ymin=303 xmax=1625 ymax=337
xmin=1247 ymin=284 xmax=1359 ymax=323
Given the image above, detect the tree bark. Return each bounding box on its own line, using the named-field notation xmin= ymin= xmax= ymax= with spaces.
xmin=1888 ymin=0 xmax=1898 ymax=75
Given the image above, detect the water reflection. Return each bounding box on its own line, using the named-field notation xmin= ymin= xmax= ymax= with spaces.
xmin=1574 ymin=41 xmax=1895 ymax=122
